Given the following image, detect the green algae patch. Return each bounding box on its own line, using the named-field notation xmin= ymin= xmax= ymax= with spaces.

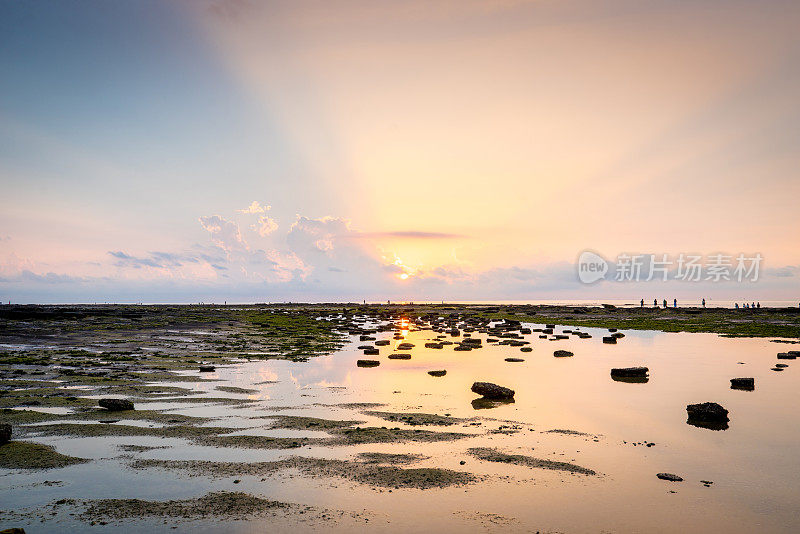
xmin=129 ymin=456 xmax=474 ymax=489
xmin=80 ymin=491 xmax=304 ymax=521
xmin=363 ymin=411 xmax=466 ymax=427
xmin=1 ymin=408 xmax=63 ymax=425
xmin=262 ymin=415 xmax=363 ymax=431
xmin=0 ymin=441 xmax=89 ymax=470
xmin=330 ymin=426 xmax=468 ymax=445
xmin=214 ymin=385 xmax=259 ymax=394
xmin=468 ymin=447 xmax=596 ymax=475
xmin=357 ymin=452 xmax=428 ymax=464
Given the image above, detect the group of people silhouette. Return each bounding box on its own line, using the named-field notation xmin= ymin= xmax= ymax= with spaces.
xmin=637 ymin=298 xmax=762 ymax=309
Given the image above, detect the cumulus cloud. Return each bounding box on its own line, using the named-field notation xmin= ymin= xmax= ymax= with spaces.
xmin=199 ymin=215 xmax=247 ymax=253
xmin=252 ymin=215 xmax=278 ymax=236
xmin=237 ymin=200 xmax=269 ymax=214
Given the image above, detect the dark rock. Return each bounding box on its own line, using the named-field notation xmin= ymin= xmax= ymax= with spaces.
xmin=611 ymin=332 xmax=625 ymax=338
xmin=428 ymin=370 xmax=447 ymax=377
xmin=505 ymin=358 xmax=525 ymax=362
xmin=388 ymin=354 xmax=411 ymax=360
xmin=730 ymin=377 xmax=755 ymax=390
xmin=375 ymin=340 xmax=390 ymax=346
xmin=0 ymin=423 xmax=11 ymax=444
xmin=686 ymin=402 xmax=729 ymax=430
xmin=471 ymin=382 xmax=515 ymax=399
xmin=199 ymin=365 xmax=215 ymax=372
xmin=98 ymin=398 xmax=134 ymax=411
xmin=777 ymin=353 xmax=796 ymax=360
xmin=357 ymin=360 xmax=380 ymax=367
xmin=520 ymin=347 xmax=532 ymax=352
xmin=0 ymin=529 xmax=26 ymax=534
xmin=397 ymin=342 xmax=415 ymax=350
xmin=602 ymin=336 xmax=617 ymax=344
xmin=359 ymin=335 xmax=375 ymax=341
xmin=424 ymin=342 xmax=443 ymax=349
xmin=657 ymin=473 xmax=683 ymax=482
xmin=775 ymin=363 xmax=789 ymax=368
xmin=553 ymin=350 xmax=573 ymax=357
xmin=611 ymin=367 xmax=648 ymax=378
xmin=363 ymin=348 xmax=380 ymax=355
xmin=453 ymin=345 xmax=472 ymax=351
xmin=771 ymin=367 xmax=784 ymax=372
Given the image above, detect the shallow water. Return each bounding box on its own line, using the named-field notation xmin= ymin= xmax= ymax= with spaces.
xmin=3 ymin=322 xmax=799 ymax=533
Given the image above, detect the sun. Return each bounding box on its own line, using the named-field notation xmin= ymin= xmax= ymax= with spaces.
xmin=399 ymin=273 xmax=409 ymax=280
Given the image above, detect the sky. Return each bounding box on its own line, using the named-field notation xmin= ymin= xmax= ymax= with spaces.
xmin=0 ymin=0 xmax=799 ymax=304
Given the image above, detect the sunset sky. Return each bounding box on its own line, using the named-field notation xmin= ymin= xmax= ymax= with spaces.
xmin=1 ymin=0 xmax=799 ymax=303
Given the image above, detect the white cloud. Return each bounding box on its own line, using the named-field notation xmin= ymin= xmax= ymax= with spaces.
xmin=252 ymin=215 xmax=278 ymax=236
xmin=199 ymin=215 xmax=247 ymax=253
xmin=237 ymin=201 xmax=269 ymax=214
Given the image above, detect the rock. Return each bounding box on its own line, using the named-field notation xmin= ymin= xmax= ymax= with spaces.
xmin=0 ymin=423 xmax=11 ymax=444
xmin=388 ymin=353 xmax=411 ymax=360
xmin=553 ymin=350 xmax=573 ymax=357
xmin=545 ymin=324 xmax=556 ymax=329
xmin=611 ymin=367 xmax=649 ymax=378
xmin=0 ymin=529 xmax=26 ymax=534
xmin=730 ymin=377 xmax=755 ymax=390
xmin=375 ymin=340 xmax=390 ymax=346
xmin=608 ymin=328 xmax=618 ymax=332
xmin=425 ymin=342 xmax=443 ymax=349
xmin=397 ymin=342 xmax=415 ymax=350
xmin=789 ymin=351 xmax=800 ymax=357
xmin=505 ymin=358 xmax=525 ymax=362
xmin=453 ymin=345 xmax=472 ymax=351
xmin=771 ymin=367 xmax=784 ymax=372
xmin=428 ymin=370 xmax=447 ymax=377
xmin=459 ymin=460 xmax=466 ymax=465
xmin=199 ymin=365 xmax=215 ymax=372
xmin=602 ymin=336 xmax=617 ymax=344
xmin=471 ymin=382 xmax=515 ymax=399
xmin=775 ymin=363 xmax=789 ymax=368
xmin=363 ymin=348 xmax=380 ymax=355
xmin=777 ymin=353 xmax=796 ymax=360
xmin=357 ymin=360 xmax=380 ymax=367
xmin=357 ymin=345 xmax=373 ymax=350
xmin=98 ymin=398 xmax=134 ymax=411
xmin=520 ymin=347 xmax=532 ymax=352
xmin=657 ymin=473 xmax=683 ymax=482
xmin=611 ymin=332 xmax=625 ymax=338
xmin=359 ymin=335 xmax=375 ymax=341
xmin=686 ymin=402 xmax=729 ymax=430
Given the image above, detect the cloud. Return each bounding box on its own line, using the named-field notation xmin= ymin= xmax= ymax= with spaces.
xmin=237 ymin=200 xmax=270 ymax=214
xmin=252 ymin=215 xmax=278 ymax=236
xmin=199 ymin=215 xmax=247 ymax=253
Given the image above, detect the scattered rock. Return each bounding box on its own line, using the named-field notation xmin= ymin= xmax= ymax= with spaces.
xmin=775 ymin=363 xmax=789 ymax=368
xmin=356 ymin=360 xmax=380 ymax=368
xmin=657 ymin=473 xmax=683 ymax=482
xmin=520 ymin=347 xmax=532 ymax=352
xmin=504 ymin=358 xmax=525 ymax=363
xmin=199 ymin=365 xmax=216 ymax=372
xmin=602 ymin=336 xmax=617 ymax=344
xmin=777 ymin=353 xmax=796 ymax=360
xmin=388 ymin=354 xmax=411 ymax=360
xmin=363 ymin=348 xmax=380 ymax=356
xmin=686 ymin=402 xmax=729 ymax=430
xmin=610 ymin=367 xmax=648 ymax=378
xmin=98 ymin=398 xmax=134 ymax=412
xmin=553 ymin=350 xmax=573 ymax=357
xmin=427 ymin=370 xmax=447 ymax=377
xmin=730 ymin=377 xmax=755 ymax=390
xmin=471 ymin=382 xmax=515 ymax=400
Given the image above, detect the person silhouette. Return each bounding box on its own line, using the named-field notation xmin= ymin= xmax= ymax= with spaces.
xmin=735 ymin=303 xmax=739 ymax=309
xmin=654 ymin=299 xmax=658 ymax=307
xmin=757 ymin=302 xmax=761 ymax=308
xmin=702 ymin=298 xmax=706 ymax=308
xmin=663 ymin=299 xmax=667 ymax=308
xmin=640 ymin=299 xmax=644 ymax=307
xmin=673 ymin=298 xmax=677 ymax=308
